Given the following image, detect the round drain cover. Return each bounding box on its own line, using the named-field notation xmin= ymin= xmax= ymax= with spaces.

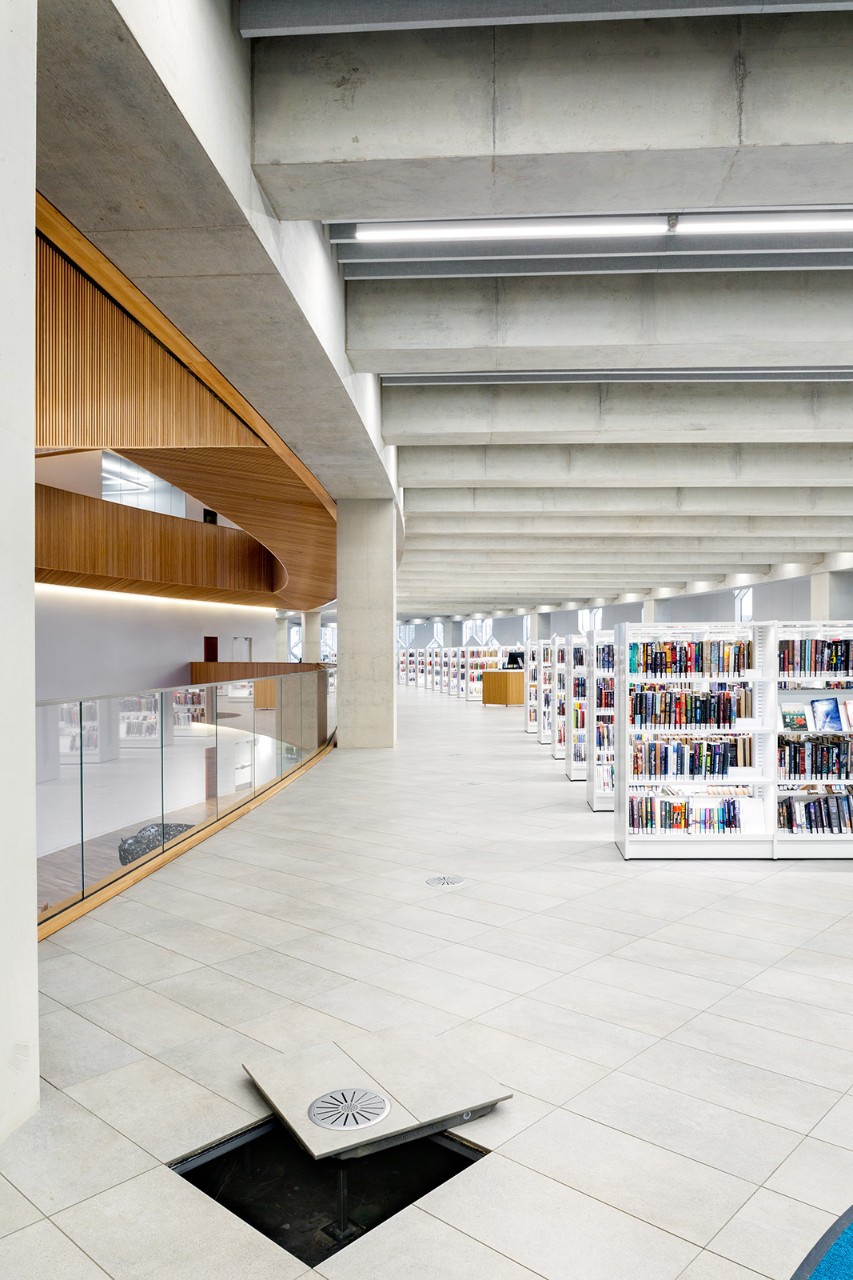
xmin=426 ymin=875 xmax=465 ymax=887
xmin=308 ymin=1088 xmax=391 ymax=1130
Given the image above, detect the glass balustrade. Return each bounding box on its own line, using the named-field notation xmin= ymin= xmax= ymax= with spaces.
xmin=36 ymin=669 xmax=336 ymax=924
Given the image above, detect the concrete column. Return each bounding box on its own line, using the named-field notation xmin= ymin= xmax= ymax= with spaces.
xmin=642 ymin=598 xmax=657 ymax=624
xmin=274 ymin=609 xmax=289 ymax=660
xmin=337 ymin=499 xmax=397 ymax=747
xmin=810 ymin=572 xmax=831 ymax=620
xmin=446 ymin=620 xmax=463 ymax=646
xmin=0 ymin=0 xmax=39 ymax=1140
xmin=301 ymin=610 xmax=322 ymax=663
xmin=534 ymin=612 xmax=552 ymax=642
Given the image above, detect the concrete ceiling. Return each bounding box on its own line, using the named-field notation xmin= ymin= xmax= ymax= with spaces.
xmin=249 ymin=13 xmax=853 ymax=617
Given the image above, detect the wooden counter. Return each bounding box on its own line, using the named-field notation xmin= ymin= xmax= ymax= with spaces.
xmin=482 ymin=670 xmax=524 ymax=706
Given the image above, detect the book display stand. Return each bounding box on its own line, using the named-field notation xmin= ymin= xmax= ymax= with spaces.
xmin=415 ymin=648 xmax=427 ymax=688
xmin=465 ymin=642 xmax=502 ymax=702
xmin=397 ymin=648 xmax=407 ymax=685
xmin=551 ymin=640 xmax=568 ymax=760
xmin=614 ymin=621 xmax=775 ymax=859
xmin=439 ymin=647 xmax=452 ymax=693
xmin=536 ymin=637 xmax=557 ymax=745
xmin=587 ymin=631 xmax=616 ymax=812
xmin=566 ymin=636 xmax=587 ymax=781
xmin=523 ymin=642 xmax=539 ymax=734
xmin=457 ymin=646 xmax=470 ymax=699
xmin=776 ymin=622 xmax=853 ymax=856
xmin=425 ymin=641 xmax=442 ymax=691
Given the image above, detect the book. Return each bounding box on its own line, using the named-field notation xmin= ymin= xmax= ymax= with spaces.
xmin=781 ymin=705 xmax=808 ymax=731
xmin=811 ymin=698 xmax=844 ymax=733
xmin=845 ymin=700 xmax=853 ymax=730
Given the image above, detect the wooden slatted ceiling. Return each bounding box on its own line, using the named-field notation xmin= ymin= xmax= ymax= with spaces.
xmin=36 ymin=485 xmax=285 ymax=607
xmin=35 ymin=199 xmax=337 ymax=610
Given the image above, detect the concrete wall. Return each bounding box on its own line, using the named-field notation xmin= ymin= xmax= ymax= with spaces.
xmin=655 ymin=590 xmax=736 ymax=624
xmin=1 ymin=0 xmax=39 ymax=1140
xmin=490 ymin=616 xmax=525 ymax=647
xmin=337 ymin=499 xmax=397 ymax=746
xmin=36 ymin=586 xmax=277 ymax=701
xmin=751 ymin=577 xmax=812 ymax=622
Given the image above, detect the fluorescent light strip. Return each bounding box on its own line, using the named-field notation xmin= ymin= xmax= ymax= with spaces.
xmin=354 ymin=211 xmax=853 ymax=243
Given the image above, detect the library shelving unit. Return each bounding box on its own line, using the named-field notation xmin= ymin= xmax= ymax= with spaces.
xmin=440 ymin=647 xmax=453 ymax=694
xmin=586 ymin=631 xmax=616 ymax=811
xmin=551 ymin=640 xmax=568 ymax=760
xmin=566 ymin=636 xmax=588 ymax=781
xmin=776 ymin=622 xmax=853 ymax=857
xmin=118 ymin=694 xmax=174 ymax=748
xmin=425 ymin=641 xmax=442 ymax=691
xmin=58 ymin=698 xmax=119 ymax=763
xmin=524 ymin=642 xmax=539 ymax=734
xmin=172 ymin=688 xmax=212 ymax=737
xmin=397 ymin=648 xmax=407 ymax=685
xmin=537 ymin=637 xmax=557 ymax=744
xmin=416 ymin=648 xmax=427 ymax=688
xmin=449 ymin=648 xmax=461 ymax=696
xmin=465 ymin=641 xmax=502 ymax=702
xmin=406 ymin=649 xmax=418 ymax=687
xmin=614 ymin=621 xmax=776 ymax=859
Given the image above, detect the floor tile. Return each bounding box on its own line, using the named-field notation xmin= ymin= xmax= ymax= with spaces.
xmin=746 ymin=967 xmax=853 ymax=1017
xmin=418 ymin=942 xmax=561 ymax=995
xmin=478 ymin=995 xmax=656 ymax=1068
xmin=507 ymin=913 xmax=633 ymax=955
xmin=144 ymin=918 xmax=261 ymax=964
xmin=0 ymin=1177 xmax=41 ymax=1239
xmin=570 ymin=953 xmax=734 ymax=1010
xmin=215 ymin=948 xmax=350 ymax=1001
xmin=74 ymin=986 xmax=224 ymax=1054
xmin=274 ymin=932 xmax=394 ymax=979
xmin=439 ymin=1020 xmax=608 ymax=1105
xmin=670 ymin=1012 xmax=853 ymax=1092
xmin=236 ymin=1001 xmax=372 ymax=1051
xmin=0 ymin=1083 xmax=156 ymax=1214
xmin=368 ymin=960 xmax=511 ymax=1018
xmin=149 ymin=967 xmax=293 ymax=1026
xmin=0 ymin=1220 xmax=110 ymax=1279
xmin=565 ymin=1072 xmax=801 ymax=1182
xmin=650 ymin=923 xmax=792 ymax=966
xmin=38 ymin=952 xmax=135 ymax=1005
xmin=53 ymin=1165 xmax=306 ymax=1279
xmin=156 ymin=1027 xmax=283 ymax=1115
xmin=418 ymin=1153 xmax=699 ymax=1279
xmin=811 ymin=1093 xmax=853 ymax=1149
xmin=677 ymin=1251 xmax=774 ymax=1279
xmin=766 ymin=1137 xmax=853 ymax=1214
xmin=709 ymin=1189 xmax=834 ymax=1280
xmin=712 ymin=988 xmax=853 ymax=1053
xmin=464 ymin=927 xmax=598 ymax=973
xmin=38 ymin=1007 xmax=143 ymax=1089
xmin=532 ymin=971 xmax=696 ymax=1036
xmin=305 ymin=979 xmax=462 ymax=1033
xmin=613 ymin=936 xmax=767 ymax=985
xmin=371 ymin=903 xmax=493 ymax=942
xmin=82 ymin=934 xmax=202 ymax=983
xmin=502 ymin=1108 xmax=755 ymax=1245
xmin=327 ymin=918 xmax=445 ymax=959
xmin=446 ymin=1090 xmax=554 ymax=1148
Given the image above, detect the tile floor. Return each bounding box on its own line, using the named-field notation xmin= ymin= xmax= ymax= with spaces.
xmin=5 ymin=686 xmax=853 ymax=1277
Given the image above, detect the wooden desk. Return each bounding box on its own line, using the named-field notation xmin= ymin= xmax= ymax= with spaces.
xmin=482 ymin=670 xmax=524 ymax=706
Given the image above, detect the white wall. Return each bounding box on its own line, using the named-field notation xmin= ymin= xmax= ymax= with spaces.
xmin=1 ymin=0 xmax=39 ymax=1140
xmin=36 ymin=586 xmax=277 ymax=700
xmin=655 ymin=589 xmax=736 ymax=624
xmin=752 ymin=576 xmax=811 ymax=622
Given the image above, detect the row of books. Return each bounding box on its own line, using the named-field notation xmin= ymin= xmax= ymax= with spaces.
xmin=62 ymin=727 xmax=99 ymax=752
xmin=596 ymin=722 xmax=616 ymax=751
xmin=628 ymin=796 xmax=744 ymax=834
xmin=778 ymin=794 xmax=853 ymax=834
xmin=596 ymin=680 xmax=615 ymax=710
xmin=779 ymin=639 xmax=853 ymax=677
xmin=573 ymin=677 xmax=587 ymax=698
xmin=572 ymin=741 xmax=586 ymax=763
xmin=572 ymin=647 xmax=586 ymax=669
xmin=631 ymin=737 xmax=752 ymax=780
xmin=119 ymin=696 xmax=158 ymax=713
xmin=555 ymin=722 xmax=567 ymax=747
xmin=173 ymin=690 xmax=206 ymax=707
xmin=629 ymin=687 xmax=752 ymax=729
xmin=596 ymin=645 xmax=615 ymax=672
xmin=778 ymin=738 xmax=853 ymax=781
xmin=781 ymin=698 xmax=853 ymax=733
xmin=174 ymin=707 xmax=207 ymax=726
xmin=120 ymin=715 xmax=159 ymax=738
xmin=573 ymin=707 xmax=587 ymax=729
xmin=628 ymin=640 xmax=753 ymax=677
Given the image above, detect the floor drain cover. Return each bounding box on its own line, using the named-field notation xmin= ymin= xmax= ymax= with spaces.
xmin=308 ymin=1089 xmax=391 ymax=1130
xmin=426 ymin=875 xmax=465 ymax=887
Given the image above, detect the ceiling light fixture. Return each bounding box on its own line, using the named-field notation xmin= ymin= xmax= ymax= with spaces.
xmin=355 ymin=217 xmax=669 ymax=243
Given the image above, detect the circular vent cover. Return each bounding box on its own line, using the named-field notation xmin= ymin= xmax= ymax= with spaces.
xmin=308 ymin=1088 xmax=391 ymax=1130
xmin=426 ymin=875 xmax=465 ymax=887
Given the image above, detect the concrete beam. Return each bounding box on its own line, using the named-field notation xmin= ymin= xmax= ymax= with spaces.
xmin=402 ymin=533 xmax=838 ymax=551
xmin=383 ymin=382 xmax=853 ymax=446
xmin=347 ymin=273 xmax=853 ymax=373
xmin=404 ymin=515 xmax=853 ymax=538
xmin=242 ymin=1 xmax=853 ymax=37
xmin=254 ymin=18 xmax=853 ymax=220
xmin=398 ymin=443 xmax=853 ymax=488
xmin=403 ymin=486 xmax=853 ymax=515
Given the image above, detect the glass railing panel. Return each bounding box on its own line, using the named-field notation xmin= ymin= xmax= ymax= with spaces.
xmin=326 ymin=666 xmax=337 ymax=739
xmin=163 ymin=684 xmax=218 ymax=844
xmin=215 ymin=679 xmax=256 ymax=817
xmin=253 ymin=676 xmax=280 ymax=796
xmin=280 ymin=669 xmax=307 ymax=772
xmin=81 ymin=693 xmax=165 ymax=894
xmin=36 ymin=700 xmax=83 ymax=920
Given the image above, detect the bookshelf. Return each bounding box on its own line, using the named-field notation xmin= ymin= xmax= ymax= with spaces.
xmin=397 ymin=647 xmax=407 ymax=685
xmin=587 ymin=631 xmax=616 ymax=811
xmin=566 ymin=636 xmax=588 ymax=781
xmin=440 ymin=647 xmax=452 ymax=694
xmin=425 ymin=641 xmax=442 ymax=691
xmin=523 ymin=642 xmax=539 ymax=734
xmin=776 ymin=622 xmax=853 ymax=856
xmin=465 ymin=643 xmax=502 ymax=702
xmin=405 ymin=648 xmax=417 ymax=687
xmin=118 ymin=693 xmax=174 ymax=749
xmin=457 ymin=646 xmax=470 ymax=699
xmin=58 ymin=698 xmax=119 ymax=763
xmin=449 ymin=648 xmax=461 ymax=696
xmin=416 ymin=648 xmax=427 ymax=688
xmin=551 ymin=640 xmax=568 ymax=760
xmin=537 ymin=638 xmax=556 ymax=744
xmin=172 ymin=688 xmax=213 ymax=737
xmin=614 ymin=621 xmax=776 ymax=859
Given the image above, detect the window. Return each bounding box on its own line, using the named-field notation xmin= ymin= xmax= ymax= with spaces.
xmin=578 ymin=607 xmax=603 ymax=633
xmin=734 ymin=587 xmax=753 ymax=623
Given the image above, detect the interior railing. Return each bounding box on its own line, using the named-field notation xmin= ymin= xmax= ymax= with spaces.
xmin=36 ymin=667 xmax=337 ymax=924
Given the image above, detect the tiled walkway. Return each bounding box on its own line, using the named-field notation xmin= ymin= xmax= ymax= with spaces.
xmin=5 ymin=686 xmax=853 ymax=1278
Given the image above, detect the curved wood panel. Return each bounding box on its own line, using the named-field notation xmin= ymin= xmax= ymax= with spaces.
xmin=36 ymin=485 xmax=286 ymax=606
xmin=35 ymin=200 xmax=337 ymax=609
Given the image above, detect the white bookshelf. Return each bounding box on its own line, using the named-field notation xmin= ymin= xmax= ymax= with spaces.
xmin=537 ymin=637 xmax=557 ymax=745
xmin=587 ymin=631 xmax=616 ymax=812
xmin=566 ymin=636 xmax=587 ymax=781
xmin=118 ymin=693 xmax=174 ymax=749
xmin=425 ymin=641 xmax=442 ymax=691
xmin=58 ymin=698 xmax=120 ymax=763
xmin=551 ymin=640 xmax=568 ymax=760
xmin=448 ymin=648 xmax=461 ymax=696
xmin=415 ymin=648 xmax=427 ymax=688
xmin=775 ymin=621 xmax=853 ymax=857
xmin=405 ymin=648 xmax=417 ymax=687
xmin=465 ymin=643 xmax=501 ymax=702
xmin=523 ymin=642 xmax=539 ymax=734
xmin=614 ymin=621 xmax=776 ymax=859
xmin=457 ymin=646 xmax=470 ymax=699
xmin=397 ymin=647 xmax=407 ymax=685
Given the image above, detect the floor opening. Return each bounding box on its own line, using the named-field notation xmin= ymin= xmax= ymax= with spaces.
xmin=173 ymin=1118 xmax=485 ymax=1268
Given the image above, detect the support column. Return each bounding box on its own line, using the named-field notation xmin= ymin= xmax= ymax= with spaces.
xmin=446 ymin=620 xmax=463 ymax=647
xmin=642 ymin=597 xmax=657 ymax=624
xmin=302 ymin=610 xmax=322 ymax=663
xmin=1 ymin=0 xmax=39 ymax=1140
xmin=337 ymin=499 xmax=397 ymax=747
xmin=810 ymin=572 xmax=831 ymax=620
xmin=534 ymin=612 xmax=552 ymax=642
xmin=274 ymin=609 xmax=289 ymax=660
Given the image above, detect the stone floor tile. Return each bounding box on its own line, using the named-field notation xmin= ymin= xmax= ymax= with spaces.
xmin=326 ymin=918 xmax=445 ymax=959
xmin=0 ymin=1220 xmax=111 ymax=1279
xmin=314 ymin=1205 xmax=541 ymax=1279
xmin=368 ymin=960 xmax=512 ymax=1018
xmin=74 ymin=986 xmax=225 ymax=1054
xmin=143 ymin=917 xmax=262 ymax=963
xmin=570 ymin=953 xmax=734 ymax=1010
xmin=149 ymin=967 xmax=293 ymax=1026
xmin=650 ymin=923 xmax=792 ymax=966
xmin=418 ymin=1153 xmax=699 ymax=1279
xmin=479 ymin=994 xmax=656 ymax=1067
xmin=39 ymin=1007 xmax=143 ymax=1089
xmin=532 ymin=970 xmax=696 ymax=1036
xmin=418 ymin=941 xmax=561 ymax=995
xmin=766 ymin=1137 xmax=853 ymax=1214
xmin=0 ymin=1177 xmax=41 ymax=1239
xmin=811 ymin=1093 xmax=853 ymax=1149
xmin=502 ymin=1108 xmax=755 ymax=1245
xmin=681 ymin=909 xmax=820 ymax=949
xmin=81 ymin=934 xmax=202 ymax=983
xmin=273 ymin=932 xmax=395 ymax=979
xmin=371 ymin=903 xmax=493 ymax=942
xmin=306 ymin=979 xmax=463 ymax=1034
xmin=746 ymin=966 xmax=853 ymax=1017
xmin=66 ymin=1057 xmax=255 ymax=1162
xmin=712 ymin=988 xmax=853 ymax=1053
xmin=236 ymin=1001 xmax=372 ymax=1051
xmin=678 ymin=1251 xmax=774 ymax=1279
xmin=446 ymin=1090 xmax=554 ymax=1148
xmin=670 ymin=1012 xmax=853 ymax=1092
xmin=439 ymin=1020 xmax=608 ymax=1104
xmin=709 ymin=1189 xmax=834 ymax=1280
xmin=0 ymin=1083 xmax=156 ymax=1214
xmin=38 ymin=952 xmax=135 ymax=1005
xmin=53 ymin=1165 xmax=307 ymax=1279
xmin=156 ymin=1027 xmax=284 ymax=1115
xmin=215 ymin=948 xmax=350 ymax=1001
xmin=613 ymin=936 xmax=766 ymax=985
